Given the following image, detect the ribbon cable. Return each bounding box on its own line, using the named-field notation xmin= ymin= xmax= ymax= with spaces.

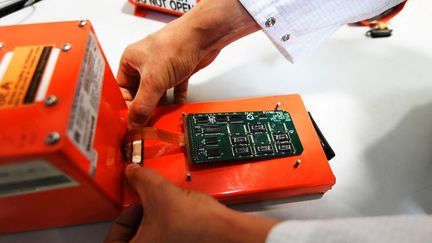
xmin=123 ymin=128 xmax=185 ymax=164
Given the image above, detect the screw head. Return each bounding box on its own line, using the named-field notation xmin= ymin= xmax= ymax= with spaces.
xmin=61 ymin=43 xmax=72 ymax=52
xmin=44 ymin=95 xmax=58 ymax=107
xmin=46 ymin=132 xmax=61 ymax=145
xmin=265 ymin=17 xmax=276 ymax=28
xmin=186 ymin=172 xmax=192 ymax=182
xmin=294 ymin=159 xmax=302 ymax=168
xmin=0 ymin=42 xmax=4 ymax=49
xmin=78 ymin=20 xmax=88 ymax=28
xmin=281 ymin=34 xmax=291 ymax=42
xmin=275 ymin=102 xmax=281 ymax=111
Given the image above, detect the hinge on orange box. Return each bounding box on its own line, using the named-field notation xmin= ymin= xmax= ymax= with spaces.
xmin=123 ymin=128 xmax=185 ymax=164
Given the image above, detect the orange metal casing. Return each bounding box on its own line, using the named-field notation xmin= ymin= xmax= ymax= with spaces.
xmin=0 ymin=21 xmax=127 ymax=233
xmin=0 ymin=21 xmax=336 ymax=233
xmin=123 ymin=96 xmax=336 ymax=205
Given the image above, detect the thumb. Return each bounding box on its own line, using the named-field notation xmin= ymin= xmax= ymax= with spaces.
xmin=104 ymin=204 xmax=143 ymax=243
xmin=125 ymin=164 xmax=180 ymax=206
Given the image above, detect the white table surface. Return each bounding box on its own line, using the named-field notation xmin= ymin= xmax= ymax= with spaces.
xmin=1 ymin=0 xmax=431 ymax=242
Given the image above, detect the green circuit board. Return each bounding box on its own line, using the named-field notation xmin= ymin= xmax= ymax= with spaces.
xmin=186 ymin=111 xmax=303 ymax=164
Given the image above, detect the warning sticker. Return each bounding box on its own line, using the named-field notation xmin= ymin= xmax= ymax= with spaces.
xmin=0 ymin=46 xmax=57 ymax=108
xmin=0 ymin=160 xmax=78 ymax=198
xmin=67 ymin=33 xmax=104 ymax=169
xmin=135 ymin=0 xmax=196 ymax=14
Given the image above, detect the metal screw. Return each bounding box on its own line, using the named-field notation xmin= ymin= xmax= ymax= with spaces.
xmin=44 ymin=95 xmax=58 ymax=107
xmin=186 ymin=172 xmax=192 ymax=182
xmin=0 ymin=42 xmax=4 ymax=49
xmin=265 ymin=17 xmax=276 ymax=28
xmin=61 ymin=43 xmax=72 ymax=52
xmin=275 ymin=102 xmax=281 ymax=111
xmin=46 ymin=132 xmax=61 ymax=145
xmin=78 ymin=20 xmax=88 ymax=27
xmin=182 ymin=112 xmax=187 ymax=117
xmin=294 ymin=159 xmax=301 ymax=168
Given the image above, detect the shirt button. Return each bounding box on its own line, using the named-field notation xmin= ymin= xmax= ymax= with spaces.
xmin=281 ymin=34 xmax=290 ymax=42
xmin=265 ymin=17 xmax=276 ymax=27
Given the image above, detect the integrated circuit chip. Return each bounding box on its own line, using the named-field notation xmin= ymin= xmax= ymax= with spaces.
xmin=205 ymin=136 xmax=219 ymax=145
xmin=215 ymin=115 xmax=228 ymax=123
xmin=232 ymin=136 xmax=248 ymax=144
xmin=256 ymin=144 xmax=273 ymax=154
xmin=204 ymin=127 xmax=221 ymax=134
xmin=186 ymin=111 xmax=303 ymax=164
xmin=234 ymin=146 xmax=251 ymax=156
xmin=250 ymin=123 xmax=266 ymax=132
xmin=229 ymin=115 xmax=243 ymax=123
xmin=196 ymin=116 xmax=209 ymax=123
xmin=273 ymin=133 xmax=290 ymax=142
xmin=206 ymin=147 xmax=221 ymax=157
xmin=277 ymin=144 xmax=292 ymax=153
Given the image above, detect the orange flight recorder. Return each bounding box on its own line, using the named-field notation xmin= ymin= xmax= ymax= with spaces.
xmin=0 ymin=20 xmax=336 ymax=233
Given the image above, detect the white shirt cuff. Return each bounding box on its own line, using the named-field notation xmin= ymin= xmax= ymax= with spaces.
xmin=238 ymin=0 xmax=405 ymax=63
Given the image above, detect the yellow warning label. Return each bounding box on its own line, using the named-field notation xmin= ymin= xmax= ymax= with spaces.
xmin=0 ymin=46 xmax=52 ymax=108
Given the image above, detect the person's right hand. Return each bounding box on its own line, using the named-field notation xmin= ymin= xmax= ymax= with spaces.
xmin=117 ymin=0 xmax=260 ymax=129
xmin=105 ymin=164 xmax=278 ymax=243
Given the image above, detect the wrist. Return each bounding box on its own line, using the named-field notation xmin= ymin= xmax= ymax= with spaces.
xmin=183 ymin=0 xmax=260 ymax=52
xmin=206 ymin=208 xmax=279 ymax=243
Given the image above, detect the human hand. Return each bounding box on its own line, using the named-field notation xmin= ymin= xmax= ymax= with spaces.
xmin=117 ymin=0 xmax=259 ymax=129
xmin=105 ymin=164 xmax=278 ymax=243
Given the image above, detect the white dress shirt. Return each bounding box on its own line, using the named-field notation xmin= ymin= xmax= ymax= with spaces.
xmin=266 ymin=215 xmax=432 ymax=243
xmin=239 ymin=0 xmax=405 ymax=62
xmin=237 ymin=1 xmax=432 ymax=242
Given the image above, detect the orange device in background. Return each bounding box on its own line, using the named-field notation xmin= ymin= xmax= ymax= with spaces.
xmin=128 ymin=0 xmax=198 ymax=17
xmin=355 ymin=1 xmax=407 ymax=38
xmin=0 ymin=20 xmax=335 ymax=234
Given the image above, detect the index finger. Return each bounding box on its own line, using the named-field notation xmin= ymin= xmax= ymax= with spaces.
xmin=127 ymin=72 xmax=166 ymax=129
xmin=116 ymin=61 xmax=140 ymax=96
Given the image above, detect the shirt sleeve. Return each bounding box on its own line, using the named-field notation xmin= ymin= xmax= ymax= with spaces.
xmin=265 ymin=215 xmax=432 ymax=243
xmin=238 ymin=0 xmax=405 ymax=62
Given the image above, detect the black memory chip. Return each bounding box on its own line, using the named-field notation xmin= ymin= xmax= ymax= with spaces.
xmin=196 ymin=116 xmax=209 ymax=123
xmin=250 ymin=123 xmax=266 ymax=132
xmin=234 ymin=146 xmax=251 ymax=156
xmin=229 ymin=115 xmax=243 ymax=122
xmin=278 ymin=144 xmax=292 ymax=152
xmin=205 ymin=136 xmax=218 ymax=145
xmin=204 ymin=127 xmax=221 ymax=134
xmin=273 ymin=133 xmax=290 ymax=142
xmin=231 ymin=136 xmax=248 ymax=144
xmin=256 ymin=144 xmax=273 ymax=154
xmin=215 ymin=115 xmax=228 ymax=123
xmin=206 ymin=147 xmax=221 ymax=157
